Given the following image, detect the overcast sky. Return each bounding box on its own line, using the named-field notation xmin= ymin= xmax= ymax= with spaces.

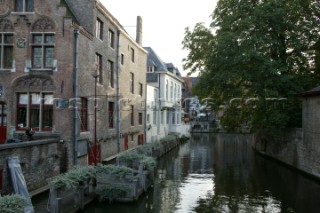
xmin=100 ymin=0 xmax=217 ymax=76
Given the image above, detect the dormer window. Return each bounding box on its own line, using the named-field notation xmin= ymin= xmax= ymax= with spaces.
xmin=147 ymin=65 xmax=154 ymax=73
xmin=15 ymin=0 xmax=34 ymax=12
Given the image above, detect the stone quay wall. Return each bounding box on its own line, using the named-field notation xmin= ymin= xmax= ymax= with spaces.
xmin=253 ymin=128 xmax=320 ymax=180
xmin=0 ymin=139 xmax=61 ymax=194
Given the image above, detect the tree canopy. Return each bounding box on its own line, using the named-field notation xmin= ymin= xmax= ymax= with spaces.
xmin=182 ymin=0 xmax=320 ymax=134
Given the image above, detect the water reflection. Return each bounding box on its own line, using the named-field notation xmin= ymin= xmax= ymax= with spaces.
xmin=82 ymin=133 xmax=320 ymax=213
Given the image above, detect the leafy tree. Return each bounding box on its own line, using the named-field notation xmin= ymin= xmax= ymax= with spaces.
xmin=182 ymin=0 xmax=320 ymax=134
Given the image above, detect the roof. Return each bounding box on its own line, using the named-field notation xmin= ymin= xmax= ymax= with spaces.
xmin=297 ymin=86 xmax=320 ymax=97
xmin=144 ymin=47 xmax=183 ymax=83
xmin=144 ymin=47 xmax=167 ymax=72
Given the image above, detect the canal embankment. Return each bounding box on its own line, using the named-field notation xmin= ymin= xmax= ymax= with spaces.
xmin=253 ymin=128 xmax=320 ymax=182
xmin=32 ymin=134 xmax=188 ymax=213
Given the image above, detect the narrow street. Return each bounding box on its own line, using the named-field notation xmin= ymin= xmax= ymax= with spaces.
xmin=79 ymin=133 xmax=320 ymax=213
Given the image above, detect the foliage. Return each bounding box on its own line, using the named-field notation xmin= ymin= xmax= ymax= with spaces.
xmin=0 ymin=194 xmax=26 ymax=213
xmin=139 ymin=156 xmax=156 ymax=171
xmin=95 ymin=183 xmax=129 ymax=202
xmin=118 ymin=151 xmax=142 ymax=163
xmin=95 ymin=164 xmax=134 ymax=178
xmin=160 ymin=135 xmax=177 ymax=143
xmin=50 ymin=166 xmax=95 ymax=190
xmin=136 ymin=141 xmax=161 ymax=155
xmin=182 ymin=0 xmax=320 ymax=134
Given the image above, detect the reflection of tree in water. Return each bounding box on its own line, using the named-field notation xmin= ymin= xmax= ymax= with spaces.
xmin=191 ymin=133 xmax=320 ymax=213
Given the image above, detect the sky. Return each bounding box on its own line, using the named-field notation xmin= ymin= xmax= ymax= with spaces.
xmin=100 ymin=0 xmax=217 ymax=76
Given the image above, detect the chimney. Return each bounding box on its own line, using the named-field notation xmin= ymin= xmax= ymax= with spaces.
xmin=136 ymin=16 xmax=142 ymax=45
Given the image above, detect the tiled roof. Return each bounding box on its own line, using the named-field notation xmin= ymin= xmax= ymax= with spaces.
xmin=144 ymin=47 xmax=167 ymax=71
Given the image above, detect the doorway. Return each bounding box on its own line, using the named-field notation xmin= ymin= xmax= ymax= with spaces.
xmin=0 ymin=102 xmax=7 ymax=144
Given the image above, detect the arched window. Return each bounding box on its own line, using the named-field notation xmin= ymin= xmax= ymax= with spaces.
xmin=15 ymin=76 xmax=55 ymax=131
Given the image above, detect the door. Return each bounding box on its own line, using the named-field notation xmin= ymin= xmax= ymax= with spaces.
xmin=138 ymin=134 xmax=144 ymax=145
xmin=88 ymin=143 xmax=101 ymax=165
xmin=0 ymin=102 xmax=7 ymax=144
xmin=124 ymin=136 xmax=129 ymax=150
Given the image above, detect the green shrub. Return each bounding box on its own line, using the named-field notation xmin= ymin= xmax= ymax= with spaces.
xmin=96 ymin=183 xmax=129 ymax=202
xmin=140 ymin=156 xmax=156 ymax=171
xmin=0 ymin=194 xmax=26 ymax=213
xmin=50 ymin=166 xmax=96 ymax=190
xmin=96 ymin=164 xmax=134 ymax=178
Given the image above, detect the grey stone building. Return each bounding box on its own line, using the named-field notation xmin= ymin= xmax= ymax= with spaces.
xmin=0 ymin=0 xmax=147 ymax=192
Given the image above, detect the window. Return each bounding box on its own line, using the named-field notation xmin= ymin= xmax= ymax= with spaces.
xmin=153 ymin=111 xmax=157 ymax=125
xmin=107 ymin=60 xmax=114 ymax=88
xmin=147 ymin=114 xmax=150 ymax=123
xmin=172 ymin=111 xmax=176 ymax=124
xmin=130 ymin=72 xmax=134 ymax=93
xmin=31 ymin=33 xmax=54 ymax=69
xmin=166 ymin=80 xmax=168 ymax=100
xmin=80 ymin=98 xmax=88 ymax=131
xmin=167 ymin=111 xmax=169 ymax=124
xmin=96 ymin=18 xmax=103 ymax=40
xmin=17 ymin=93 xmax=53 ymax=130
xmin=138 ymin=113 xmax=143 ymax=125
xmin=139 ymin=83 xmax=143 ymax=96
xmin=154 ymin=88 xmax=158 ymax=104
xmin=95 ymin=53 xmax=103 ymax=84
xmin=108 ymin=102 xmax=114 ymax=128
xmin=147 ymin=65 xmax=154 ymax=73
xmin=15 ymin=0 xmax=33 ymax=12
xmin=0 ymin=102 xmax=7 ymax=127
xmin=161 ymin=111 xmax=164 ymax=124
xmin=130 ymin=105 xmax=134 ymax=126
xmin=108 ymin=29 xmax=114 ymax=48
xmin=121 ymin=54 xmax=124 ymax=65
xmin=174 ymin=84 xmax=177 ymax=101
xmin=170 ymin=82 xmax=173 ymax=102
xmin=0 ymin=33 xmax=13 ymax=69
xmin=130 ymin=48 xmax=135 ymax=62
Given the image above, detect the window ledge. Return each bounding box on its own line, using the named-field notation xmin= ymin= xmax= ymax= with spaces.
xmin=0 ymin=68 xmax=15 ymax=73
xmin=25 ymin=68 xmax=55 ymax=73
xmin=11 ymin=12 xmax=35 ymax=15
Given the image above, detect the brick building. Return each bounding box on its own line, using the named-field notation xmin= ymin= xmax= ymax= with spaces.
xmin=0 ymin=0 xmax=147 ymax=172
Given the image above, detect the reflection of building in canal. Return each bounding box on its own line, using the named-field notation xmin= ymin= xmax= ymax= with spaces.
xmin=189 ymin=133 xmax=213 ymax=173
xmin=152 ymin=148 xmax=182 ymax=212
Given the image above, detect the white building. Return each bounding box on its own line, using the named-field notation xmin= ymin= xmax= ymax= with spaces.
xmin=144 ymin=47 xmax=189 ymax=143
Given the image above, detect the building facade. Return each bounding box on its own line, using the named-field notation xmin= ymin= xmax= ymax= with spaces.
xmin=144 ymin=47 xmax=188 ymax=143
xmin=0 ymin=0 xmax=147 ymax=171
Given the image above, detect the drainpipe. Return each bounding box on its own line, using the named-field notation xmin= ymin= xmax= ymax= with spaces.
xmin=116 ymin=30 xmax=121 ymax=153
xmin=72 ymin=29 xmax=79 ymax=166
xmin=158 ymin=73 xmax=161 ymax=135
xmin=144 ymin=75 xmax=147 ymax=143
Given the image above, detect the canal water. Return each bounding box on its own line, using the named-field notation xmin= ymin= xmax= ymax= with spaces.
xmin=81 ymin=133 xmax=320 ymax=213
